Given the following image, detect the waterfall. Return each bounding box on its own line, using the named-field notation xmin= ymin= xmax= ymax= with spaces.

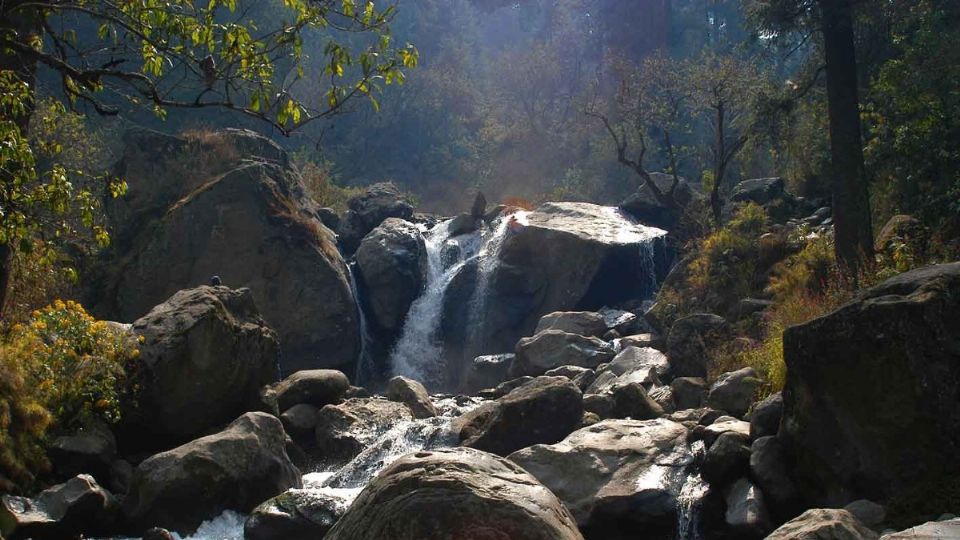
xmin=676 ymin=440 xmax=709 ymax=540
xmin=347 ymin=262 xmax=377 ymax=386
xmin=389 ymin=220 xmax=482 ymax=386
xmin=638 ymin=238 xmax=660 ymax=300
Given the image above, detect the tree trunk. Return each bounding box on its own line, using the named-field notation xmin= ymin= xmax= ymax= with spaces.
xmin=711 ymin=101 xmax=726 ymax=225
xmin=820 ymin=0 xmax=874 ymax=273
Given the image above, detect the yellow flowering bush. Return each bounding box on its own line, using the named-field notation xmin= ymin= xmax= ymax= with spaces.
xmin=0 ymin=300 xmax=138 ymax=492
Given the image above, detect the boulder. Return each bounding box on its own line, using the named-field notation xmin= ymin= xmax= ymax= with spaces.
xmin=355 ymin=218 xmax=427 ymax=334
xmin=47 ymin=420 xmax=116 ymax=485
xmin=509 ymin=419 xmax=693 ymax=532
xmin=844 ymin=500 xmax=887 ymax=530
xmin=385 ymin=376 xmax=437 ymax=419
xmin=314 ymin=399 xmax=413 ymax=465
xmin=750 ymin=436 xmax=800 ymax=516
xmin=619 ymin=333 xmax=662 ymax=350
xmin=0 ymin=475 xmax=117 ymax=539
xmin=701 ymin=432 xmax=750 ymax=487
xmin=244 ymin=489 xmax=349 ymax=540
xmin=749 ymin=392 xmax=783 ymax=440
xmin=586 ymin=346 xmax=668 ymax=395
xmin=120 ymin=287 xmax=279 ymax=451
xmin=337 ymin=182 xmax=415 ymax=254
xmin=545 ymin=365 xmax=597 ymax=392
xmin=122 ymin=412 xmax=301 ymax=534
xmin=666 ymin=313 xmax=729 ymax=378
xmin=280 ymin=404 xmax=321 ymax=445
xmin=535 ymin=311 xmax=608 ymax=337
xmin=456 ymin=376 xmax=582 ymax=456
xmin=460 ymin=354 xmax=514 ymax=394
xmin=700 ymin=418 xmax=751 ymax=447
xmin=445 ymin=202 xmax=670 ymax=363
xmin=619 ymin=172 xmax=701 ymax=229
xmin=671 ymin=377 xmax=708 ymax=410
xmin=94 ymin=133 xmax=358 ymax=374
xmin=731 ymin=177 xmax=785 ymax=205
xmin=447 ymin=213 xmax=481 ymax=236
xmin=274 ymin=369 xmax=350 ymax=412
xmin=724 ymin=478 xmax=772 ymax=538
xmin=781 ymin=263 xmax=960 ymax=511
xmin=512 ymin=330 xmax=616 ymax=377
xmin=325 ymin=448 xmax=583 ymax=540
xmin=881 ymin=518 xmax=960 ymax=539
xmin=707 ymin=367 xmax=763 ymax=418
xmin=610 ymin=382 xmax=664 ymax=420
xmin=598 ymin=307 xmax=642 ymax=335
xmin=766 ymin=509 xmax=878 ymax=540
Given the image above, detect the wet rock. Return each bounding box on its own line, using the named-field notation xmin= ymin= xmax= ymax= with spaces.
xmin=456 ymin=376 xmax=582 ymax=456
xmin=461 ymin=354 xmax=514 ymax=394
xmin=120 ymin=287 xmax=279 ymax=451
xmin=766 ymin=509 xmax=878 ymax=540
xmin=750 ymin=436 xmax=799 ymax=516
xmin=337 ymin=182 xmax=415 ymax=254
xmin=386 ymin=376 xmax=437 ymax=419
xmin=707 ymin=367 xmax=763 ymax=418
xmin=671 ymin=377 xmax=708 ymax=410
xmin=610 ymin=382 xmax=664 ymax=420
xmin=509 ymin=419 xmax=692 ymax=530
xmin=535 ymin=311 xmax=608 ymax=337
xmin=0 ymin=474 xmax=118 ymax=539
xmin=325 ymin=448 xmax=584 ymax=540
xmin=666 ymin=313 xmax=729 ymax=378
xmin=701 ymin=432 xmax=750 ymax=487
xmin=781 ymin=263 xmax=960 ymax=511
xmin=123 ymin=412 xmax=301 ymax=534
xmin=448 ymin=213 xmax=481 ymax=236
xmin=275 ymin=369 xmax=350 ymax=411
xmin=280 ymin=404 xmax=321 ymax=444
xmin=244 ymin=489 xmax=349 ymax=540
xmin=142 ymin=527 xmax=176 ymax=540
xmin=512 ymin=330 xmax=616 ymax=377
xmin=356 ymin=218 xmax=428 ymax=335
xmin=749 ymin=392 xmax=783 ymax=440
xmin=724 ymin=478 xmax=772 ymax=538
xmin=314 ymin=398 xmax=413 ymax=465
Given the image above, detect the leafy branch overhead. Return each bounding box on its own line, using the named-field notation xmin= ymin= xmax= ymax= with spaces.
xmin=3 ymin=0 xmax=418 ymax=134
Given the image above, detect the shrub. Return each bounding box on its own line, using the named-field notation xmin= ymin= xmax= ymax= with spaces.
xmin=0 ymin=300 xmax=139 ymax=492
xmin=299 ymin=161 xmax=362 ymax=213
xmin=688 ymin=203 xmax=769 ymax=304
xmin=767 ymin=233 xmax=835 ymax=301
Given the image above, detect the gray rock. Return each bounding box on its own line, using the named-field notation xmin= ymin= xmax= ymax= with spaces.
xmin=244 ymin=488 xmax=350 ymax=540
xmin=767 ymin=509 xmax=878 ymax=540
xmin=619 ymin=172 xmax=701 ymax=229
xmin=749 ymin=392 xmax=783 ymax=440
xmin=671 ymin=377 xmax=708 ymax=410
xmin=731 ymin=177 xmax=785 ymax=205
xmin=337 ymin=182 xmax=415 ymax=254
xmin=535 ymin=311 xmax=608 ymax=337
xmin=386 ymin=376 xmax=437 ymax=419
xmin=781 ymin=263 xmax=960 ymax=512
xmin=509 ymin=419 xmax=692 ymax=529
xmin=881 ymin=518 xmax=960 ymax=539
xmin=586 ymin=346 xmax=667 ymax=395
xmin=512 ymin=330 xmax=616 ymax=377
xmin=750 ymin=436 xmax=799 ymax=515
xmin=461 ymin=354 xmax=515 ymax=395
xmin=456 ymin=376 xmax=583 ymax=456
xmin=275 ymin=369 xmax=350 ymax=411
xmin=707 ymin=367 xmax=763 ymax=418
xmin=356 ymin=218 xmax=428 ymax=334
xmin=611 ymin=382 xmax=664 ymax=420
xmin=447 ymin=213 xmax=481 ymax=236
xmin=280 ymin=404 xmax=321 ymax=444
xmin=325 ymin=448 xmax=584 ymax=540
xmin=666 ymin=313 xmax=728 ymax=378
xmin=121 ymin=287 xmax=279 ymax=451
xmin=122 ymin=413 xmax=301 ymax=534
xmin=724 ymin=478 xmax=772 ymax=538
xmin=47 ymin=419 xmax=117 ymax=485
xmin=702 ymin=432 xmax=750 ymax=487
xmin=649 ymin=385 xmax=676 ymax=414
xmin=0 ymin=474 xmax=118 ymax=539
xmin=314 ymin=398 xmax=413 ymax=465
xmin=700 ymin=418 xmax=751 ymax=447
xmin=618 ymin=333 xmax=662 ymax=350
xmin=844 ymin=500 xmax=887 ymax=530
xmin=598 ymin=308 xmax=641 ymax=334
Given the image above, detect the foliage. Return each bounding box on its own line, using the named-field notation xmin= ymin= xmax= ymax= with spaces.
xmin=299 ymin=160 xmax=362 ymax=213
xmin=688 ymin=203 xmax=768 ymax=300
xmin=0 ymin=300 xmax=138 ymax=492
xmin=767 ymin=233 xmax=835 ymax=300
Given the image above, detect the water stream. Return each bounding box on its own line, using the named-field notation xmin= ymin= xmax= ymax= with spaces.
xmin=347 ymin=262 xmax=378 ymax=386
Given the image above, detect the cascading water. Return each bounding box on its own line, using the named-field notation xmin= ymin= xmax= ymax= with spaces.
xmin=676 ymin=441 xmax=710 ymax=540
xmin=347 ymin=262 xmax=377 ymax=386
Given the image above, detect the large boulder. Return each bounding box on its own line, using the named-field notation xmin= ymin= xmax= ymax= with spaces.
xmin=750 ymin=392 xmax=783 ymax=440
xmin=119 ymin=287 xmax=279 ymax=451
xmin=585 ymin=346 xmax=668 ymax=395
xmin=93 ymin=130 xmax=358 ymax=374
xmin=460 ymin=354 xmax=514 ymax=394
xmin=443 ymin=202 xmax=670 ymax=366
xmin=707 ymin=367 xmax=763 ymax=418
xmin=325 ymin=447 xmax=583 ymax=540
xmin=122 ymin=412 xmax=301 ymax=534
xmin=535 ymin=311 xmax=608 ymax=337
xmin=766 ymin=509 xmax=878 ymax=540
xmin=355 ymin=218 xmax=427 ymax=335
xmin=724 ymin=478 xmax=772 ymax=538
xmin=455 ymin=376 xmax=582 ymax=456
xmin=385 ymin=376 xmax=437 ymax=419
xmin=665 ymin=313 xmax=729 ymax=378
xmin=781 ymin=263 xmax=960 ymax=513
xmin=509 ymin=419 xmax=693 ymax=533
xmin=274 ymin=369 xmax=350 ymax=412
xmin=47 ymin=420 xmax=116 ymax=485
xmin=314 ymin=398 xmax=413 ymax=465
xmin=0 ymin=475 xmax=118 ymax=539
xmin=244 ymin=489 xmax=349 ymax=540
xmin=337 ymin=182 xmax=415 ymax=254
xmin=619 ymin=172 xmax=702 ymax=229
xmin=511 ymin=330 xmax=616 ymax=377
xmin=750 ymin=436 xmax=800 ymax=517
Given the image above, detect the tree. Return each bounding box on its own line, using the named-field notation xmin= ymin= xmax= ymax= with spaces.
xmin=0 ymin=0 xmax=417 ymax=318
xmin=748 ymin=0 xmax=874 ymax=272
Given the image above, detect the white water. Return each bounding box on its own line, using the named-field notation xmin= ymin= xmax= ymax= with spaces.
xmin=388 ymin=219 xmax=484 ymax=385
xmin=676 ymin=440 xmax=709 ymax=540
xmin=347 ymin=262 xmax=377 ymax=385
xmin=638 ymin=238 xmax=660 ymax=299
